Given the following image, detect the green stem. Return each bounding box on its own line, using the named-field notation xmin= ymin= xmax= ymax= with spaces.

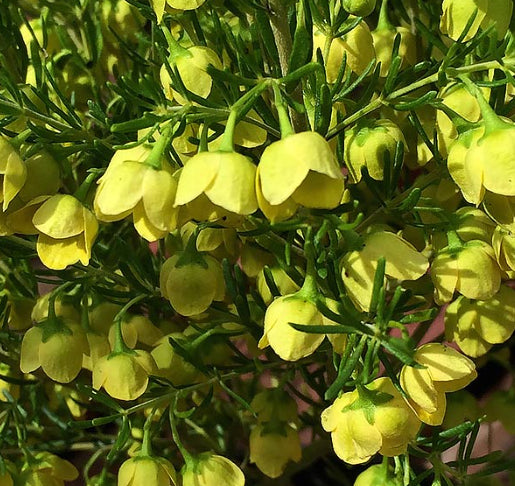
xmin=140 ymin=412 xmax=155 ymax=457
xmin=299 ymin=228 xmax=318 ymax=299
xmin=169 ymin=404 xmax=194 ymax=465
xmin=446 ymin=230 xmax=462 ymax=251
xmin=218 ymin=110 xmax=237 ymax=153
xmin=112 ymin=295 xmax=147 ymax=353
xmin=145 ymin=123 xmax=174 ymax=170
xmin=74 ymin=172 xmax=97 ymax=203
xmin=376 ymin=0 xmax=393 ymax=31
xmin=161 ymin=24 xmax=190 ymax=62
xmin=272 ymin=83 xmax=294 ymax=138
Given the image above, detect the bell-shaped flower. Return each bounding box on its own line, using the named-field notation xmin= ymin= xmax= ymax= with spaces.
xmin=341 ymin=230 xmax=429 ymax=311
xmin=445 ymin=285 xmax=515 ymax=357
xmin=160 ymin=250 xmax=225 ymax=316
xmin=0 ymin=136 xmax=27 ymax=211
xmin=342 ymin=0 xmax=377 ymax=16
xmin=430 ymin=240 xmax=501 ymax=304
xmin=181 ymin=453 xmax=244 ymax=486
xmin=400 ymin=343 xmax=477 ymax=425
xmin=313 ymin=18 xmax=376 ymax=82
xmin=249 ymin=423 xmax=301 ymax=478
xmin=32 ymin=194 xmax=98 ymax=269
xmin=492 ymin=226 xmax=515 ymax=272
xmin=20 ymin=317 xmax=88 ymax=383
xmin=322 ymin=377 xmax=421 ymax=464
xmin=20 ymin=452 xmax=78 ymax=486
xmin=160 ymin=46 xmax=222 ymax=104
xmin=257 ymin=131 xmax=344 ymax=218
xmin=344 ymin=118 xmax=406 ymax=183
xmin=93 ymin=349 xmax=157 ymax=401
xmin=118 ymin=455 xmax=177 ymax=486
xmin=174 ymin=151 xmax=258 ymax=216
xmin=94 ymin=146 xmax=178 ymax=242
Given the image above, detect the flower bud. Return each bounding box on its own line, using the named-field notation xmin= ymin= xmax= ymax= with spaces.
xmin=118 ymin=456 xmax=177 ymax=486
xmin=344 ymin=118 xmax=406 ymax=183
xmin=322 ymin=377 xmax=420 ymax=464
xmin=342 ymin=0 xmax=377 ymax=17
xmin=400 ymin=343 xmax=477 ymax=425
xmin=181 ymin=453 xmax=244 ymax=486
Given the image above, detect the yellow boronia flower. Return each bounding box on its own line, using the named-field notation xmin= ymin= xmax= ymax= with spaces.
xmin=257 ymin=131 xmax=345 ymax=222
xmin=160 ymin=46 xmax=222 ymax=104
xmin=94 ymin=147 xmax=178 ymax=242
xmin=483 ymin=193 xmax=515 ymax=232
xmin=445 ymin=285 xmax=515 ymax=357
xmin=32 ymin=292 xmax=80 ymax=323
xmin=20 ymin=453 xmax=78 ymax=486
xmin=436 ymin=84 xmax=487 ymax=158
xmin=108 ymin=314 xmax=163 ymax=349
xmin=118 ymin=456 xmax=177 ymax=486
xmin=180 ymin=223 xmax=239 ymax=261
xmin=312 ymin=18 xmax=376 ymax=82
xmin=341 ymin=231 xmax=429 ymax=312
xmin=249 ymin=423 xmax=301 ymax=478
xmin=342 ymin=0 xmax=377 ymax=16
xmin=322 ymin=377 xmax=421 ymax=464
xmin=2 ymin=293 xmax=34 ymax=331
xmin=151 ymin=332 xmax=201 ymax=385
xmin=32 ymin=194 xmax=98 ymax=270
xmin=181 ymin=453 xmax=244 ymax=486
xmin=344 ymin=118 xmax=406 ymax=183
xmin=174 ymin=151 xmax=258 ymax=216
xmin=430 ymin=240 xmax=501 ymax=304
xmin=0 ymin=136 xmax=27 ymax=212
xmin=160 ymin=252 xmax=225 ymax=316
xmin=20 ymin=319 xmax=88 ymax=383
xmin=92 ymin=350 xmax=157 ymax=401
xmin=256 ymin=266 xmax=300 ymax=305
xmin=400 ymin=343 xmax=477 ymax=425
xmin=440 ymin=0 xmax=513 ymax=41
xmin=372 ymin=25 xmax=416 ymax=77
xmin=354 ymin=464 xmax=401 ymax=486
xmin=492 ymin=226 xmax=515 ymax=272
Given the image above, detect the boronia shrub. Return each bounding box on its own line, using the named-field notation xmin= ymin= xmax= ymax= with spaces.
xmin=0 ymin=0 xmax=514 ymax=485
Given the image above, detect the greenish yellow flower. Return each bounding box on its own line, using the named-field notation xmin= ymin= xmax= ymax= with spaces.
xmin=249 ymin=423 xmax=301 ymax=478
xmin=257 ymin=266 xmax=300 ymax=305
xmin=181 ymin=453 xmax=244 ymax=486
xmin=174 ymin=151 xmax=258 ymax=216
xmin=344 ymin=118 xmax=406 ymax=183
xmin=20 ymin=319 xmax=88 ymax=383
xmin=354 ymin=464 xmax=401 ymax=486
xmin=492 ymin=226 xmax=515 ymax=271
xmin=4 ymin=293 xmax=34 ymax=331
xmin=160 ymin=46 xmax=222 ymax=104
xmin=32 ymin=292 xmax=80 ymax=323
xmin=341 ymin=231 xmax=429 ymax=311
xmin=0 ymin=136 xmax=27 ymax=211
xmin=322 ymin=377 xmax=420 ymax=464
xmin=400 ymin=343 xmax=477 ymax=425
xmin=372 ymin=23 xmax=416 ymax=77
xmin=20 ymin=452 xmax=78 ymax=486
xmin=251 ymin=388 xmax=299 ymax=423
xmin=33 ymin=194 xmax=98 ymax=270
xmin=92 ymin=350 xmax=157 ymax=401
xmin=430 ymin=240 xmax=501 ymax=304
xmin=160 ymin=252 xmax=225 ymax=316
xmin=342 ymin=0 xmax=377 ymax=16
xmin=313 ymin=18 xmax=376 ymax=81
xmin=94 ymin=147 xmax=178 ymax=241
xmin=118 ymin=455 xmax=177 ymax=486
xmin=257 ymin=131 xmax=344 ymax=217
xmin=258 ymin=292 xmax=324 ymax=361
xmin=108 ymin=314 xmax=163 ymax=349
xmin=445 ymin=286 xmax=515 ymax=357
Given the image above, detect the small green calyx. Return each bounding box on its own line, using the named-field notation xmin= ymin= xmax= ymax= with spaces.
xmin=342 ymin=385 xmax=394 ymax=425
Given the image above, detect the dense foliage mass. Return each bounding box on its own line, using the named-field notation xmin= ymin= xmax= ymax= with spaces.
xmin=0 ymin=0 xmax=514 ymax=485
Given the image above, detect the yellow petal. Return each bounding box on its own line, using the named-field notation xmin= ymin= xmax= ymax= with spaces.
xmin=430 ymin=251 xmax=458 ymax=305
xmin=174 ymin=153 xmax=219 ymax=207
xmin=3 ymin=150 xmax=27 ymax=211
xmin=150 ymin=0 xmax=166 ymax=22
xmin=143 ymin=168 xmax=178 ymax=231
xmin=37 ymin=234 xmax=83 ymax=270
xmin=255 ymin=166 xmax=298 ymax=222
xmin=33 ymin=195 xmax=84 ymax=238
xmin=291 ymin=172 xmax=344 ymax=209
xmin=20 ymin=326 xmax=43 ymax=373
xmin=400 ymin=365 xmax=439 ymax=414
xmin=133 ymin=202 xmax=168 ymax=242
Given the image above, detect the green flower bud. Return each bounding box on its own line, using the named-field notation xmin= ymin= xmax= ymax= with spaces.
xmin=344 ymin=118 xmax=406 ymax=183
xmin=342 ymin=0 xmax=377 ymax=17
xmin=118 ymin=455 xmax=177 ymax=486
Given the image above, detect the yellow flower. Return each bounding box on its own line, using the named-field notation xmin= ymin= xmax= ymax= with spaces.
xmin=20 ymin=319 xmax=88 ymax=383
xmin=4 ymin=293 xmax=34 ymax=331
xmin=0 ymin=136 xmax=27 ymax=211
xmin=174 ymin=151 xmax=258 ymax=216
xmin=372 ymin=25 xmax=416 ymax=77
xmin=250 ymin=388 xmax=299 ymax=423
xmin=354 ymin=464 xmax=401 ymax=486
xmin=483 ymin=193 xmax=515 ymax=232
xmin=257 ymin=131 xmax=344 ymax=216
xmin=249 ymin=423 xmax=301 ymax=478
xmin=344 ymin=118 xmax=406 ymax=183
xmin=313 ymin=18 xmax=376 ymax=82
xmin=430 ymin=240 xmax=501 ymax=304
xmin=160 ymin=46 xmax=222 ymax=104
xmin=492 ymin=226 xmax=515 ymax=272
xmin=445 ymin=286 xmax=515 ymax=357
xmin=342 ymin=0 xmax=377 ymax=16
xmin=118 ymin=456 xmax=177 ymax=486
xmin=32 ymin=194 xmax=98 ymax=269
xmin=256 ymin=266 xmax=300 ymax=305
xmin=181 ymin=453 xmax=244 ymax=486
xmin=400 ymin=343 xmax=477 ymax=425
xmin=94 ymin=147 xmax=178 ymax=242
xmin=17 ymin=148 xmax=61 ymax=203
xmin=20 ymin=452 xmax=78 ymax=486
xmin=93 ymin=350 xmax=157 ymax=401
xmin=160 ymin=252 xmax=225 ymax=316
xmin=341 ymin=231 xmax=429 ymax=311
xmin=258 ymin=292 xmax=325 ymax=361
xmin=108 ymin=314 xmax=164 ymax=349
xmin=321 ymin=377 xmax=420 ymax=464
